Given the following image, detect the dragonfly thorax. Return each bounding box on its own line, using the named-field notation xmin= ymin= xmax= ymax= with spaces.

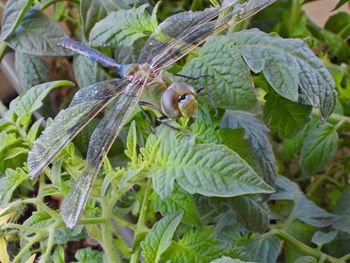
xmin=123 ymin=63 xmax=157 ymax=83
xmin=161 ymin=82 xmax=198 ymax=118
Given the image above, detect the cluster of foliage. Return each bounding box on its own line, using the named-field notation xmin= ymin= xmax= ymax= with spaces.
xmin=0 ymin=0 xmax=349 ymax=262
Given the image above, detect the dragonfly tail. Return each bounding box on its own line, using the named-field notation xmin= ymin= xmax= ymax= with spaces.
xmin=58 ymin=38 xmax=122 ymax=71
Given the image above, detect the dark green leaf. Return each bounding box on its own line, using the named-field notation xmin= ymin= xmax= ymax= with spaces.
xmin=141 ymin=211 xmax=183 ymax=263
xmin=333 ymin=189 xmax=350 ymax=233
xmin=152 ymin=186 xmax=201 ymax=226
xmin=229 ymin=196 xmax=269 ymax=233
xmin=0 ymin=0 xmax=34 ymax=41
xmin=220 ymin=110 xmax=276 ymax=188
xmin=15 ymin=52 xmax=49 ymax=91
xmin=6 ymin=9 xmax=73 ymax=56
xmin=89 ymin=4 xmax=157 ymax=48
xmin=264 ymin=92 xmax=312 ymax=139
xmin=311 ymin=231 xmax=337 ymax=247
xmin=332 ymin=0 xmax=349 ymax=10
xmin=73 ymin=54 xmax=105 ymax=89
xmin=80 ymin=0 xmax=127 ymax=39
xmin=181 ymin=35 xmax=258 ymax=111
xmin=234 ymin=29 xmax=336 ymax=118
xmin=300 ymin=123 xmax=338 ymax=176
xmin=54 ymin=225 xmax=87 ymax=244
xmin=244 ymin=235 xmax=280 ymax=263
xmin=271 ymin=176 xmax=334 ymax=227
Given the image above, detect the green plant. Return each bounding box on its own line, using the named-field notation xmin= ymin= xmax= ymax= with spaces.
xmin=0 ymin=0 xmax=349 ymax=262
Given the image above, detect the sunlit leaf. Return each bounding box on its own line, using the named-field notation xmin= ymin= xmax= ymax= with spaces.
xmin=0 ymin=168 xmax=28 ymax=205
xmin=145 ymin=128 xmax=273 ymax=199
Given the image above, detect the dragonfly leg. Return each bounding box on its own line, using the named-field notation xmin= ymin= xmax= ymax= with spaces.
xmin=156 ymin=116 xmax=190 ymax=138
xmin=196 ymin=86 xmax=218 ymax=116
xmin=174 ymin=73 xmax=210 ymax=81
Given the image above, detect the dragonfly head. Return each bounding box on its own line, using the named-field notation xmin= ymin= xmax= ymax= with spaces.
xmin=161 ymin=82 xmax=198 ymax=118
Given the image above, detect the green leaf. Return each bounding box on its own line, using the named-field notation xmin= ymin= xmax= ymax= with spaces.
xmin=211 ymin=257 xmax=254 ymax=263
xmin=333 ymin=189 xmax=350 ymax=233
xmin=152 ymin=186 xmax=201 ymax=226
xmin=23 ymin=210 xmax=53 ymax=231
xmin=325 ymin=13 xmax=350 ymax=39
xmin=244 ymin=235 xmax=280 ymax=263
xmin=141 ymin=211 xmax=183 ymax=263
xmin=125 ymin=120 xmax=138 ymax=162
xmin=181 ymin=35 xmax=258 ymax=111
xmin=0 ymin=0 xmax=34 ymax=41
xmin=6 ymin=9 xmax=73 ymax=56
xmin=271 ymin=176 xmax=334 ymax=227
xmin=300 ymin=123 xmax=338 ymax=176
xmin=0 ymin=168 xmax=28 ymax=205
xmin=163 ymin=227 xmax=221 ymax=262
xmin=220 ymin=110 xmax=276 ymax=188
xmin=54 ymin=225 xmax=87 ymax=244
xmin=6 ymin=80 xmax=74 ymax=126
xmin=0 ymin=131 xmax=18 ymax=154
xmin=229 ymin=196 xmax=269 ymax=233
xmin=15 ymin=52 xmax=49 ymax=91
xmin=52 ymin=245 xmax=65 ymax=263
xmin=80 ymin=0 xmax=127 ymax=39
xmin=145 ymin=128 xmax=273 ymax=199
xmin=75 ymin=247 xmax=104 ymax=263
xmin=3 ymin=147 xmax=27 ymax=160
xmin=73 ymin=54 xmax=105 ymax=89
xmin=89 ymin=4 xmax=157 ymax=48
xmin=311 ymin=231 xmax=337 ymax=247
xmin=234 ymin=29 xmax=336 ymax=118
xmin=27 ymin=118 xmax=43 ymax=143
xmin=264 ymin=91 xmax=312 ymax=139
xmin=332 ymin=0 xmax=349 ymax=10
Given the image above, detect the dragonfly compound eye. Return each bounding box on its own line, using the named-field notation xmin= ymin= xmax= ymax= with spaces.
xmin=161 ymin=82 xmax=198 ymax=118
xmin=178 ymin=93 xmax=198 ymax=118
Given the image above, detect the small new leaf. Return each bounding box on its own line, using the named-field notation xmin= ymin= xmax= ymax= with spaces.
xmin=300 ymin=123 xmax=338 ymax=176
xmin=141 ymin=211 xmax=183 ymax=263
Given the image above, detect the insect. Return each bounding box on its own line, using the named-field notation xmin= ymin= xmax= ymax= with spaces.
xmin=28 ymin=0 xmax=276 ymax=228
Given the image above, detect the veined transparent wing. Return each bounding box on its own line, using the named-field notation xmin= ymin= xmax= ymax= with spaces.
xmin=28 ymin=79 xmax=129 ymax=179
xmin=142 ymin=0 xmax=276 ymax=70
xmin=137 ymin=0 xmax=240 ymax=64
xmin=61 ymin=81 xmax=144 ymax=228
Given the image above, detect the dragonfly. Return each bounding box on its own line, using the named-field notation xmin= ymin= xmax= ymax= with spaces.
xmin=28 ymin=0 xmax=276 ymax=228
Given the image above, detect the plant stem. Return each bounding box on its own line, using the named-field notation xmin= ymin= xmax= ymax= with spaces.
xmin=101 ymin=199 xmax=121 ymax=263
xmin=1 ymin=223 xmax=44 ymax=234
xmin=273 ymin=229 xmax=344 ymax=263
xmin=13 ymin=233 xmax=44 ymax=263
xmin=39 ymin=226 xmax=56 ymax=263
xmin=111 ymin=214 xmax=137 ymax=231
xmin=130 ymin=180 xmax=152 ymax=263
xmin=80 ymin=217 xmax=106 ymax=225
xmin=0 ymin=42 xmax=8 ymax=63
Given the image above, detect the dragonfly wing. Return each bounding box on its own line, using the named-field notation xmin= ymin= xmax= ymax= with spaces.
xmin=137 ymin=6 xmax=223 ymax=64
xmin=144 ymin=0 xmax=276 ymax=70
xmin=58 ymin=38 xmax=121 ymax=70
xmin=28 ymin=79 xmax=129 ymax=179
xmin=61 ymin=81 xmax=144 ymax=228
